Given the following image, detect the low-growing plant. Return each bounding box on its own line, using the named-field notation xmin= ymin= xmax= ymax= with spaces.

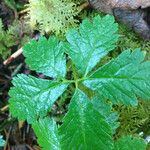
xmin=115 ymin=100 xmax=150 ymax=137
xmin=8 ymin=15 xmax=150 ymax=149
xmin=26 ymin=0 xmax=80 ymax=35
xmin=0 ymin=18 xmax=31 ymax=59
xmin=0 ymin=18 xmax=15 ymax=59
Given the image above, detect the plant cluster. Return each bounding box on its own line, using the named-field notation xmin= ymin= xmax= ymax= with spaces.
xmin=118 ymin=24 xmax=150 ymax=53
xmin=8 ymin=15 xmax=150 ymax=149
xmin=115 ymin=100 xmax=150 ymax=137
xmin=0 ymin=18 xmax=16 ymax=59
xmin=0 ymin=17 xmax=31 ymax=59
xmin=26 ymin=0 xmax=81 ymax=35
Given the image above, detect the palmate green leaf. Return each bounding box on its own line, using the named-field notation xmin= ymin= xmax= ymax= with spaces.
xmin=23 ymin=36 xmax=66 ymax=78
xmin=114 ymin=135 xmax=147 ymax=150
xmin=92 ymin=95 xmax=119 ymax=133
xmin=64 ymin=15 xmax=119 ymax=76
xmin=59 ymin=89 xmax=113 ymax=150
xmin=32 ymin=118 xmax=61 ymax=150
xmin=9 ymin=74 xmax=68 ymax=123
xmin=84 ymin=49 xmax=150 ymax=106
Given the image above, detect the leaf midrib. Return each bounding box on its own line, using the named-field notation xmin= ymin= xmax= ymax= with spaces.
xmin=88 ymin=76 xmax=147 ymax=81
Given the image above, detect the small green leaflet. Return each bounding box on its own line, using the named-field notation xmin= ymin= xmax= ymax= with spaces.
xmin=9 ymin=74 xmax=68 ymax=123
xmin=92 ymin=95 xmax=119 ymax=133
xmin=114 ymin=135 xmax=147 ymax=150
xmin=23 ymin=36 xmax=66 ymax=78
xmin=84 ymin=49 xmax=150 ymax=106
xmin=32 ymin=90 xmax=114 ymax=150
xmin=0 ymin=135 xmax=5 ymax=147
xmin=32 ymin=118 xmax=61 ymax=150
xmin=64 ymin=15 xmax=118 ymax=76
xmin=59 ymin=89 xmax=113 ymax=150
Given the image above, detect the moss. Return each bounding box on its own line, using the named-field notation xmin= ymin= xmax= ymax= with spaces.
xmin=26 ymin=0 xmax=81 ymax=35
xmin=0 ymin=19 xmax=15 ymax=59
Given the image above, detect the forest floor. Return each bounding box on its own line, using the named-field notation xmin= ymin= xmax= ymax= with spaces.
xmin=1 ymin=0 xmax=150 ymax=150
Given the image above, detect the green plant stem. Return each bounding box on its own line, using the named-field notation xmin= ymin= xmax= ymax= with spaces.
xmin=71 ymin=63 xmax=78 ymax=88
xmin=62 ymin=77 xmax=88 ymax=85
xmin=71 ymin=66 xmax=89 ymax=88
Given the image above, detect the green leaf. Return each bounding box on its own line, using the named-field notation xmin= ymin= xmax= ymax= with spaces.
xmin=0 ymin=135 xmax=5 ymax=147
xmin=92 ymin=95 xmax=119 ymax=133
xmin=64 ymin=15 xmax=118 ymax=76
xmin=32 ymin=118 xmax=61 ymax=150
xmin=114 ymin=135 xmax=147 ymax=150
xmin=59 ymin=89 xmax=113 ymax=150
xmin=84 ymin=49 xmax=150 ymax=106
xmin=23 ymin=36 xmax=66 ymax=78
xmin=9 ymin=74 xmax=68 ymax=123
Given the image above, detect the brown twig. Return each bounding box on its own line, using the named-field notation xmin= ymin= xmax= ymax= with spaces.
xmin=32 ymin=145 xmax=41 ymax=150
xmin=0 ymin=105 xmax=9 ymax=112
xmin=4 ymin=127 xmax=12 ymax=150
xmin=3 ymin=48 xmax=23 ymax=65
xmin=26 ymin=144 xmax=34 ymax=150
xmin=18 ymin=8 xmax=29 ymax=15
xmin=79 ymin=2 xmax=89 ymax=11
